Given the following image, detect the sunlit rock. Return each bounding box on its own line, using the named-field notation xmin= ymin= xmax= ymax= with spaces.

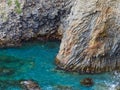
xmin=0 ymin=68 xmax=14 ymax=76
xmin=56 ymin=0 xmax=120 ymax=73
xmin=54 ymin=85 xmax=72 ymax=90
xmin=20 ymin=80 xmax=41 ymax=90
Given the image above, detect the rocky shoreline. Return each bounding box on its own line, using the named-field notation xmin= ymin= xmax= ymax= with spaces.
xmin=56 ymin=0 xmax=120 ymax=73
xmin=0 ymin=0 xmax=120 ymax=73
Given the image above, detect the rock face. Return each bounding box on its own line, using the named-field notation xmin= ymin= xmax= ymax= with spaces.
xmin=0 ymin=0 xmax=72 ymax=47
xmin=0 ymin=0 xmax=120 ymax=73
xmin=56 ymin=0 xmax=120 ymax=73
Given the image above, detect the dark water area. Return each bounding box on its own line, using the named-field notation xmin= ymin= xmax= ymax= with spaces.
xmin=0 ymin=41 xmax=119 ymax=90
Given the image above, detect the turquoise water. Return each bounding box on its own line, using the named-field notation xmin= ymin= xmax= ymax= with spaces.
xmin=0 ymin=41 xmax=119 ymax=90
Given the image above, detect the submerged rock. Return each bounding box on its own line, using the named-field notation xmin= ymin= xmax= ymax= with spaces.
xmin=80 ymin=78 xmax=94 ymax=87
xmin=0 ymin=68 xmax=14 ymax=76
xmin=0 ymin=80 xmax=21 ymax=90
xmin=20 ymin=80 xmax=41 ymax=90
xmin=54 ymin=85 xmax=72 ymax=90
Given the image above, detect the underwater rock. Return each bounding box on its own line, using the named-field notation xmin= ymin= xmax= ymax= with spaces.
xmin=0 ymin=80 xmax=21 ymax=90
xmin=80 ymin=78 xmax=94 ymax=87
xmin=0 ymin=68 xmax=14 ymax=76
xmin=20 ymin=80 xmax=41 ymax=90
xmin=56 ymin=0 xmax=120 ymax=73
xmin=54 ymin=85 xmax=72 ymax=90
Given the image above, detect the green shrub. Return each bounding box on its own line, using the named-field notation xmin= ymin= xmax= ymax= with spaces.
xmin=7 ymin=0 xmax=12 ymax=6
xmin=15 ymin=0 xmax=20 ymax=8
xmin=15 ymin=8 xmax=22 ymax=14
xmin=15 ymin=0 xmax=22 ymax=14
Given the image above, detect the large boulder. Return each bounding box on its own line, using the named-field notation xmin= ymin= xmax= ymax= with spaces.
xmin=56 ymin=0 xmax=120 ymax=73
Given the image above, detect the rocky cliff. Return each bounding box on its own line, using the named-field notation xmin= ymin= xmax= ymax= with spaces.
xmin=56 ymin=0 xmax=120 ymax=73
xmin=0 ymin=0 xmax=120 ymax=73
xmin=0 ymin=0 xmax=72 ymax=47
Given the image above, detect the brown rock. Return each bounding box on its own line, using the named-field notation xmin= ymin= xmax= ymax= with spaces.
xmin=56 ymin=0 xmax=120 ymax=73
xmin=20 ymin=80 xmax=41 ymax=90
xmin=80 ymin=78 xmax=94 ymax=87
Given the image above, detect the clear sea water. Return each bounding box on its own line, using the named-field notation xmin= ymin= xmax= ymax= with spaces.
xmin=0 ymin=41 xmax=119 ymax=90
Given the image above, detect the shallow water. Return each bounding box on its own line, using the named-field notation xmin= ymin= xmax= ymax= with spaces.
xmin=0 ymin=41 xmax=119 ymax=90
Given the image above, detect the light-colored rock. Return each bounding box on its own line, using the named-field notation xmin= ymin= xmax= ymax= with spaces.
xmin=20 ymin=80 xmax=41 ymax=90
xmin=0 ymin=0 xmax=24 ymax=22
xmin=56 ymin=0 xmax=120 ymax=73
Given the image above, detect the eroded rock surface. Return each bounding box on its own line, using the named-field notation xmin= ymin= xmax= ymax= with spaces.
xmin=0 ymin=0 xmax=72 ymax=47
xmin=56 ymin=0 xmax=120 ymax=73
xmin=0 ymin=0 xmax=120 ymax=73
